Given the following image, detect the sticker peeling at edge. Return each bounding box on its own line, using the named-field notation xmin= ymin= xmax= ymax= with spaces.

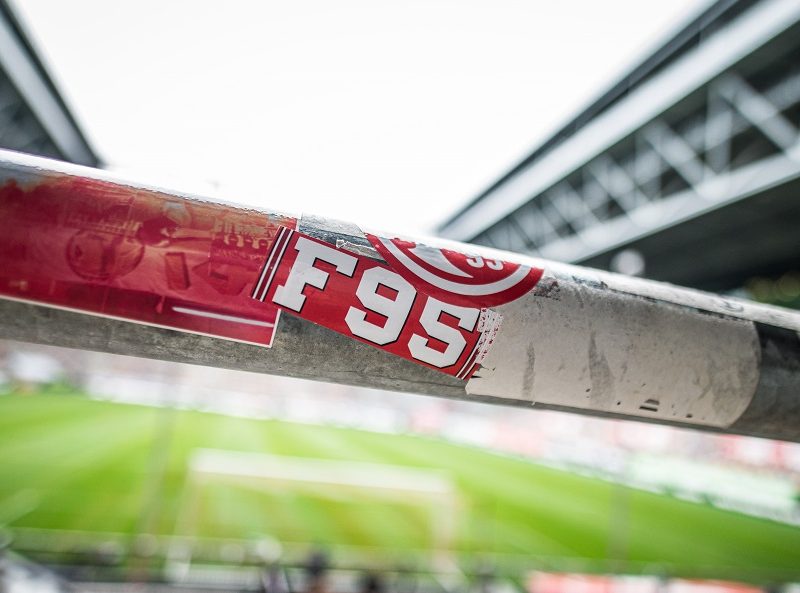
xmin=457 ymin=308 xmax=503 ymax=379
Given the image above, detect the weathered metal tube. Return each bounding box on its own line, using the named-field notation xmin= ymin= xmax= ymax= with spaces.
xmin=0 ymin=149 xmax=798 ymax=440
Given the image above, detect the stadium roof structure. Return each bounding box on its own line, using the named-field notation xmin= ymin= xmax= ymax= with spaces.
xmin=437 ymin=0 xmax=800 ymax=292
xmin=0 ymin=0 xmax=97 ymax=166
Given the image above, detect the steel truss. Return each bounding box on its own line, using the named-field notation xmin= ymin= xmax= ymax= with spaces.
xmin=441 ymin=0 xmax=800 ymax=275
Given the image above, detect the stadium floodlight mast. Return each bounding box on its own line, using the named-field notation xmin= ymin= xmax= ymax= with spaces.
xmin=0 ymin=149 xmax=798 ymax=442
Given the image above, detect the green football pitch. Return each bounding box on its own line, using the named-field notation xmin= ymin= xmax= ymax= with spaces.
xmin=2 ymin=389 xmax=800 ymax=582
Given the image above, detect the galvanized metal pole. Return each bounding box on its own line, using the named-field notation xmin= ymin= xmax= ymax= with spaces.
xmin=0 ymin=149 xmax=798 ymax=441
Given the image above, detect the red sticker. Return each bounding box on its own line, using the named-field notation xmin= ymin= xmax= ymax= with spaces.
xmin=366 ymin=234 xmax=543 ymax=308
xmin=0 ymin=177 xmax=289 ymax=346
xmin=252 ymin=228 xmax=501 ymax=379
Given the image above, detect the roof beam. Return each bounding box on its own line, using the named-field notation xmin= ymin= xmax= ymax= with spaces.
xmin=0 ymin=5 xmax=96 ymax=165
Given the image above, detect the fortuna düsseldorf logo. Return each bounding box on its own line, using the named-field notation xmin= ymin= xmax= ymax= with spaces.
xmin=366 ymin=234 xmax=543 ymax=308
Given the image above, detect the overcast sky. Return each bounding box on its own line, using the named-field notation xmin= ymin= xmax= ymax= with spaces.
xmin=16 ymin=0 xmax=706 ymax=235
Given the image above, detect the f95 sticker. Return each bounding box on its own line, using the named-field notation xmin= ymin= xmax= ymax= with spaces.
xmin=252 ymin=227 xmax=501 ymax=379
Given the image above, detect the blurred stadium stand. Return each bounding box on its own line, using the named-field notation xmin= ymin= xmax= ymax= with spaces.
xmin=439 ymin=0 xmax=800 ymax=296
xmin=0 ymin=0 xmax=97 ymax=166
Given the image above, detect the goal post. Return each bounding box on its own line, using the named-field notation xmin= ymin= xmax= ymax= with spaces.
xmin=169 ymin=449 xmax=460 ymax=573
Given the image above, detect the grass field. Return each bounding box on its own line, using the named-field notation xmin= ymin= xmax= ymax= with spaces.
xmin=2 ymin=389 xmax=800 ymax=582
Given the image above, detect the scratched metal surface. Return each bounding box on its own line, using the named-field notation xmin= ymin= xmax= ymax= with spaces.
xmin=1 ymin=150 xmax=800 ymax=441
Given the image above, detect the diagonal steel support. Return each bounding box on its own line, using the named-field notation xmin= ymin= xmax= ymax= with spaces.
xmin=643 ymin=120 xmax=716 ymax=199
xmin=588 ymin=154 xmax=651 ymax=215
xmin=720 ymin=74 xmax=799 ymax=152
